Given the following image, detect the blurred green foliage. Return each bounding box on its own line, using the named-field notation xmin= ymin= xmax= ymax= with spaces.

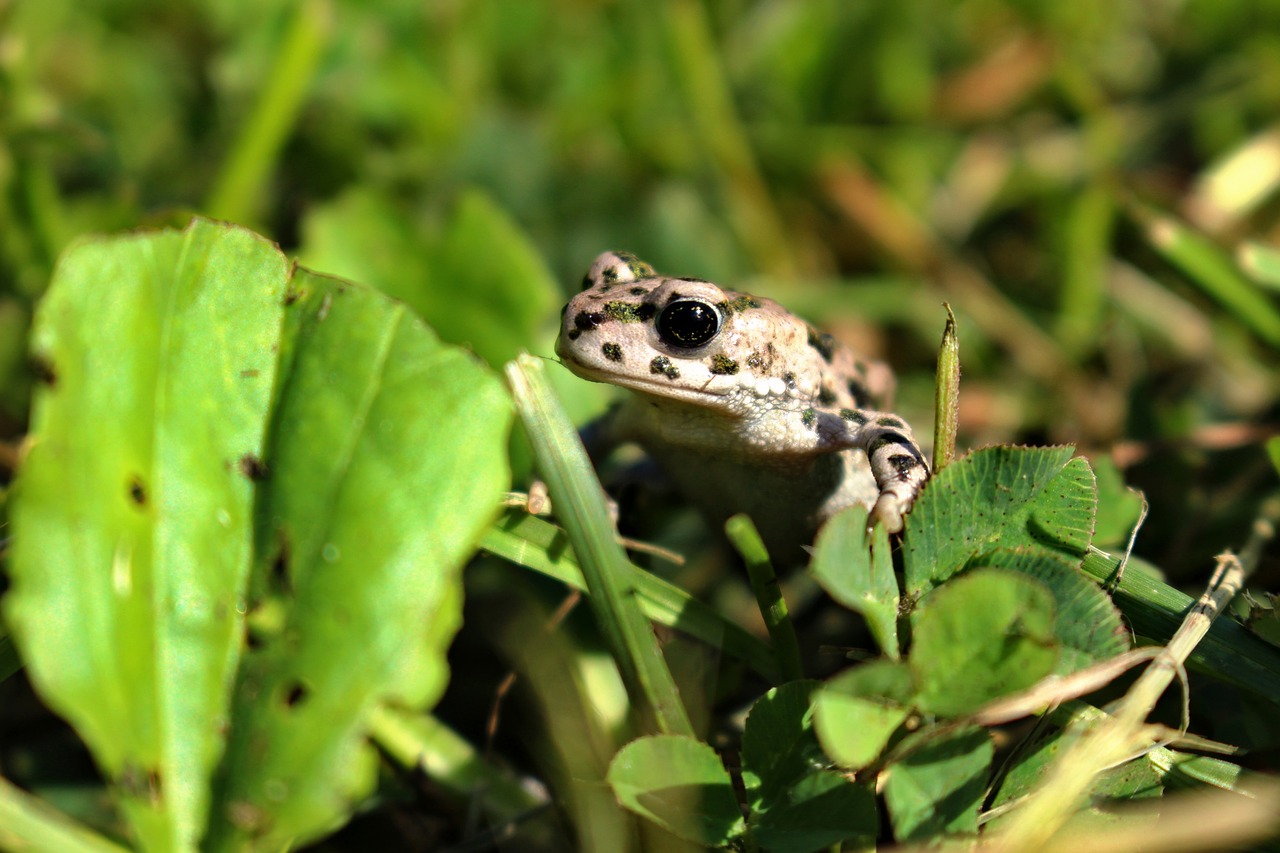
xmin=2 ymin=0 xmax=1280 ymax=848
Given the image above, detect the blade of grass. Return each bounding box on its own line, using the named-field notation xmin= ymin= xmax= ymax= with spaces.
xmin=933 ymin=303 xmax=959 ymax=472
xmin=481 ymin=510 xmax=779 ymax=682
xmin=0 ymin=776 xmax=129 ymax=853
xmin=506 ymin=355 xmax=693 ymax=737
xmin=205 ymin=0 xmax=332 ymax=224
xmin=1081 ymin=546 xmax=1280 ymax=704
xmin=1128 ymin=200 xmax=1280 ymax=347
xmin=724 ymin=514 xmax=802 ymax=682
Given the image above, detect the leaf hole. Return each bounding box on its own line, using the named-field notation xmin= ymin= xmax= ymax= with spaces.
xmin=128 ymin=475 xmax=147 ymax=506
xmin=283 ymin=681 xmax=309 ymax=709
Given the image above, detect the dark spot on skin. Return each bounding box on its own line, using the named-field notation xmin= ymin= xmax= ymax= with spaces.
xmin=807 ymin=327 xmax=836 ymax=363
xmin=603 ymin=301 xmax=656 ymax=323
xmin=782 ymin=371 xmax=797 ymax=389
xmin=664 ymin=292 xmax=686 ymax=306
xmin=574 ymin=311 xmax=605 ymax=331
xmin=846 ymin=378 xmax=870 ymax=405
xmin=876 ymin=416 xmax=906 ymax=429
xmin=818 ymin=385 xmax=837 ymax=405
xmin=580 ymin=274 xmax=593 ymax=291
xmin=888 ymin=454 xmax=922 ymax=477
xmin=747 ymin=352 xmax=764 ymax=369
xmin=602 ymin=342 xmax=623 ymax=362
xmin=840 ymin=409 xmax=869 ymax=425
xmin=30 ymin=354 xmax=58 ymax=386
xmin=567 ymin=329 xmax=581 ymax=341
xmin=801 ymin=408 xmax=816 ymax=428
xmin=677 ymin=277 xmax=710 ymax=284
xmin=650 ymin=356 xmax=680 ymax=380
xmin=870 ymin=433 xmax=923 ymax=458
xmin=603 ymin=267 xmax=619 ymax=282
xmin=629 ymin=287 xmax=649 ymax=296
xmin=283 ymin=682 xmax=309 ymax=709
xmin=709 ymin=354 xmax=739 ymax=375
xmin=128 ymin=476 xmax=146 ymax=506
xmin=239 ymin=454 xmax=268 ymax=480
xmin=717 ymin=294 xmax=762 ymax=314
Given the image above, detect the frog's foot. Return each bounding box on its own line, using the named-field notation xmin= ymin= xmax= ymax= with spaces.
xmin=866 ymin=430 xmax=930 ymax=533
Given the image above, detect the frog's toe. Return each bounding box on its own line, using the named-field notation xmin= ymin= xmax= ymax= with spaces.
xmin=869 ymin=494 xmax=906 ymax=534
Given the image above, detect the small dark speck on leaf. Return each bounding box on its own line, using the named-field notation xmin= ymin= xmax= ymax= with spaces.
xmin=239 ymin=454 xmax=268 ymax=480
xmin=30 ymin=355 xmax=57 ymax=386
xmin=283 ymin=681 xmax=309 ymax=708
xmin=128 ymin=476 xmax=147 ymax=506
xmin=240 ymin=369 xmax=260 ymax=379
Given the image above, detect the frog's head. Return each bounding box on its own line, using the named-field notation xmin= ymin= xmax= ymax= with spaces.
xmin=556 ymin=252 xmax=824 ymax=413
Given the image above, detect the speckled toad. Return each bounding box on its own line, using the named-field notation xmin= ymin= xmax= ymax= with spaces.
xmin=555 ymin=251 xmax=929 ymax=563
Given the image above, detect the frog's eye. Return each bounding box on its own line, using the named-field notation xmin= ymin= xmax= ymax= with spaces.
xmin=656 ymin=299 xmax=721 ymax=348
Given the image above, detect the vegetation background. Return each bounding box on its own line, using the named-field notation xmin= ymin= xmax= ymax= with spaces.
xmin=1 ymin=0 xmax=1279 ymax=849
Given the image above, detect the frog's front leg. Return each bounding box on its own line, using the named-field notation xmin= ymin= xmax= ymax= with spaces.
xmin=826 ymin=410 xmax=930 ymax=533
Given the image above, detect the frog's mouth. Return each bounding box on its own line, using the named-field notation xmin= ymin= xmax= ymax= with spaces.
xmin=557 ymin=345 xmax=729 ymax=405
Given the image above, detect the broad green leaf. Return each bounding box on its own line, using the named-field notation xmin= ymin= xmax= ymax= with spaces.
xmin=607 ymin=735 xmax=744 ymax=846
xmin=903 ymin=446 xmax=1096 ymax=599
xmin=978 ymin=549 xmax=1129 ymax=672
xmin=813 ymin=661 xmax=914 ymax=771
xmin=910 ymin=568 xmax=1058 ymax=718
xmin=883 ymin=726 xmax=992 ymax=843
xmin=740 ymin=681 xmax=824 ymax=807
xmin=208 ymin=266 xmax=511 ymax=850
xmin=809 ymin=505 xmax=899 ymax=657
xmin=6 ymin=219 xmax=511 ymax=852
xmin=7 ymin=221 xmax=289 ymax=851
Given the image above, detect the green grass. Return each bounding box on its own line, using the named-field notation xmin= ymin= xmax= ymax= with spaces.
xmin=0 ymin=1 xmax=1278 ymax=851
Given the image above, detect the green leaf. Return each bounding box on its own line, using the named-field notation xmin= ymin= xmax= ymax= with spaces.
xmin=903 ymin=447 xmax=1096 ymax=599
xmin=813 ymin=661 xmax=914 ymax=771
xmin=7 ymin=221 xmax=290 ymax=851
xmin=607 ymin=735 xmax=744 ymax=846
xmin=1090 ymin=454 xmax=1145 ymax=549
xmin=209 ymin=266 xmax=510 ymax=850
xmin=1268 ymin=436 xmax=1280 ymax=478
xmin=749 ymin=771 xmax=877 ymax=853
xmin=809 ymin=505 xmax=899 ymax=657
xmin=910 ymin=568 xmax=1059 ymax=717
xmin=740 ymin=682 xmax=878 ymax=852
xmin=740 ymin=681 xmax=824 ymax=806
xmin=977 ymin=549 xmax=1129 ymax=673
xmin=6 ymin=220 xmax=512 ymax=852
xmin=883 ymin=726 xmax=992 ymax=843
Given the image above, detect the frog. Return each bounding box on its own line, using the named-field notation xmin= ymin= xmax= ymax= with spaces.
xmin=555 ymin=251 xmax=929 ymax=565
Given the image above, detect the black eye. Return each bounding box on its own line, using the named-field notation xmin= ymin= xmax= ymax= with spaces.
xmin=656 ymin=299 xmax=721 ymax=348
